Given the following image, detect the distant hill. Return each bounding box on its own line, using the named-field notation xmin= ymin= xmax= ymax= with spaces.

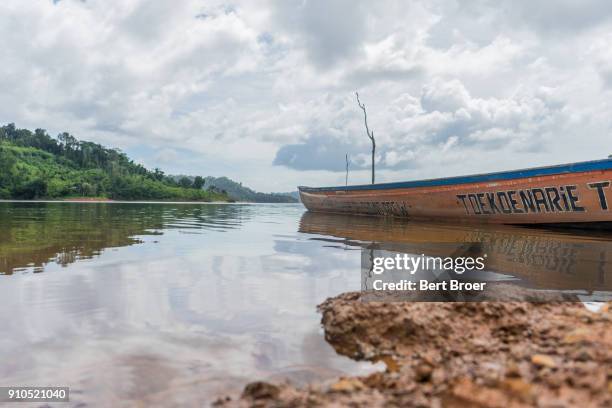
xmin=278 ymin=190 xmax=300 ymax=201
xmin=204 ymin=177 xmax=298 ymax=203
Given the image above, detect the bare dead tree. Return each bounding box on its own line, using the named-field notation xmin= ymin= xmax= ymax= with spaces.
xmin=345 ymin=153 xmax=349 ymax=186
xmin=355 ymin=92 xmax=376 ymax=184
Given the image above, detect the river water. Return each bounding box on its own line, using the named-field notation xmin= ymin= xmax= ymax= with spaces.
xmin=1 ymin=201 xmax=611 ymax=406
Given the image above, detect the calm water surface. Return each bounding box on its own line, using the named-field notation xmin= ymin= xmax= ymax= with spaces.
xmin=0 ymin=202 xmax=372 ymax=407
xmin=1 ymin=202 xmax=611 ymax=406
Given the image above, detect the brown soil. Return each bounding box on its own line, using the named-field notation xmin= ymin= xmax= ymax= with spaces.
xmin=216 ymin=293 xmax=611 ymax=407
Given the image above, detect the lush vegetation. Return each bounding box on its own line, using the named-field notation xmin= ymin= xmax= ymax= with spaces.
xmin=0 ymin=123 xmax=228 ymax=201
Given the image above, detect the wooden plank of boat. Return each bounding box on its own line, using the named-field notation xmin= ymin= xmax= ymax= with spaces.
xmin=298 ymin=158 xmax=612 ymax=226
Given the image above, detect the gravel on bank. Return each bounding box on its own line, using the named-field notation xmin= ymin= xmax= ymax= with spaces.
xmin=216 ymin=293 xmax=611 ymax=407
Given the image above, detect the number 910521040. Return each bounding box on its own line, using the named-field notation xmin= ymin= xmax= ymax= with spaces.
xmin=1 ymin=387 xmax=69 ymax=402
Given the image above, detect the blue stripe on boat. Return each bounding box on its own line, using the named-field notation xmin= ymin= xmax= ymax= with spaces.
xmin=299 ymin=158 xmax=612 ymax=193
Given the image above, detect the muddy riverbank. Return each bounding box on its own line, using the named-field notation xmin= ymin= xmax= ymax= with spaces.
xmin=218 ymin=293 xmax=611 ymax=407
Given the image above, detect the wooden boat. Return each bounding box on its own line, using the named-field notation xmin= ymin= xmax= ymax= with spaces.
xmin=299 ymin=158 xmax=612 ymax=226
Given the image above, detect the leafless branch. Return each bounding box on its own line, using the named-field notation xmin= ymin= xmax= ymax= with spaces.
xmin=355 ymin=92 xmax=374 ymax=142
xmin=355 ymin=91 xmax=376 ymax=184
xmin=345 ymin=153 xmax=349 ymax=186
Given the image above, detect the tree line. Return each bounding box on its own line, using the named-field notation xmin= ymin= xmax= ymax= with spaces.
xmin=0 ymin=123 xmax=225 ymax=201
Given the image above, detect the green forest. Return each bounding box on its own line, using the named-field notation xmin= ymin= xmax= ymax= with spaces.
xmin=0 ymin=123 xmax=228 ymax=201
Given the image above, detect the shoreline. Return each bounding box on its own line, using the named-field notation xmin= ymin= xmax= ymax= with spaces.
xmin=218 ymin=292 xmax=611 ymax=407
xmin=0 ymin=199 xmax=280 ymax=205
xmin=0 ymin=199 xmax=301 ymax=204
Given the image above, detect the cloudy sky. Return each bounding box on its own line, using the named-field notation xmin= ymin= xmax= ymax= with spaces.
xmin=2 ymin=0 xmax=612 ymax=192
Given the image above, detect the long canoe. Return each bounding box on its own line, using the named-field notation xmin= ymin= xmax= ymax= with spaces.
xmin=298 ymin=158 xmax=612 ymax=226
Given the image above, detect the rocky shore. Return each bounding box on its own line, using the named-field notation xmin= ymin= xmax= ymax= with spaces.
xmin=217 ymin=293 xmax=611 ymax=407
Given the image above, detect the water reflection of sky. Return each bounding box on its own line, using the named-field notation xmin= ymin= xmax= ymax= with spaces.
xmin=2 ymin=202 xmax=611 ymax=405
xmin=0 ymin=202 xmax=372 ymax=406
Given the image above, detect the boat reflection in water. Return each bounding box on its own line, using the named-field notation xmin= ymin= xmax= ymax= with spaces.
xmin=299 ymin=212 xmax=612 ymax=299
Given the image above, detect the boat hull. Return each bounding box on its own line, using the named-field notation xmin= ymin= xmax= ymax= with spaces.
xmin=299 ymin=160 xmax=612 ymax=225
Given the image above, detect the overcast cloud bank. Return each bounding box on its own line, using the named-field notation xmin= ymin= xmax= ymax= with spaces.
xmin=2 ymin=0 xmax=612 ymax=191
